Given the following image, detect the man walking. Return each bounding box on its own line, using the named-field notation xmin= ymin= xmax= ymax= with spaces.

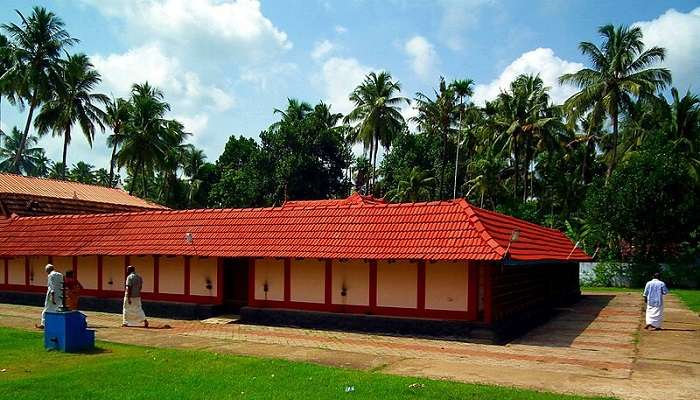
xmin=643 ymin=272 xmax=669 ymax=330
xmin=122 ymin=265 xmax=148 ymax=328
xmin=37 ymin=264 xmax=63 ymax=329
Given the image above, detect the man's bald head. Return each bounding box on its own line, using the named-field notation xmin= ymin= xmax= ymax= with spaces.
xmin=45 ymin=264 xmax=54 ymax=274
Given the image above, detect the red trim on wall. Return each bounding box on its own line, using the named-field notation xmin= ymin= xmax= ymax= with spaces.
xmin=483 ymin=264 xmax=493 ymax=324
xmin=184 ymin=256 xmax=191 ymax=296
xmin=72 ymin=256 xmax=78 ymax=279
xmin=248 ymin=258 xmax=255 ymax=306
xmin=467 ymin=262 xmax=479 ymax=320
xmin=48 ymin=255 xmax=53 ymax=264
xmin=417 ymin=261 xmax=426 ymax=311
xmin=283 ymin=258 xmax=291 ymax=302
xmin=24 ymin=256 xmax=29 ymax=286
xmin=324 ymin=259 xmax=332 ymax=306
xmin=3 ymin=258 xmax=7 ymax=285
xmin=97 ymin=255 xmax=103 ymax=291
xmin=153 ymin=256 xmax=160 ymax=294
xmin=369 ymin=260 xmax=377 ymax=311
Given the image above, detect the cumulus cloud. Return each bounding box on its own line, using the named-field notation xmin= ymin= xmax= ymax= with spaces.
xmin=335 ymin=25 xmax=348 ymax=34
xmin=82 ymin=0 xmax=291 ymax=62
xmin=320 ymin=57 xmax=373 ymax=114
xmin=404 ymin=35 xmax=439 ymax=79
xmin=633 ymin=7 xmax=700 ymax=92
xmin=472 ymin=48 xmax=583 ymax=105
xmin=91 ymin=44 xmax=235 ymax=113
xmin=311 ymin=40 xmax=336 ymax=61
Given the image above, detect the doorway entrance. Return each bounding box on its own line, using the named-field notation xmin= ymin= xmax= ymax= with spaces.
xmin=222 ymin=258 xmax=249 ymax=314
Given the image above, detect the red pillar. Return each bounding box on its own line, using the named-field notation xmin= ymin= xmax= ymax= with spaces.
xmin=184 ymin=256 xmax=191 ymax=296
xmin=124 ymin=255 xmax=130 ymax=279
xmin=417 ymin=261 xmax=426 ymax=313
xmin=72 ymin=256 xmax=78 ymax=279
xmin=216 ymin=257 xmax=224 ymax=303
xmin=284 ymin=258 xmax=291 ymax=304
xmin=153 ymin=256 xmax=160 ymax=294
xmin=24 ymin=256 xmax=29 ymax=286
xmin=3 ymin=258 xmax=8 ymax=285
xmin=369 ymin=260 xmax=377 ymax=312
xmin=324 ymin=259 xmax=332 ymax=307
xmin=467 ymin=262 xmax=479 ymax=321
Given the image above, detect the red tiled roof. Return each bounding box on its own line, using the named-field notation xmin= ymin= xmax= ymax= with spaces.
xmin=0 ymin=196 xmax=590 ymax=262
xmin=0 ymin=173 xmax=167 ymax=210
xmin=282 ymin=193 xmax=386 ymax=208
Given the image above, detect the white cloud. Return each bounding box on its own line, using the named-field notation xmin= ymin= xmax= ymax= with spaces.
xmin=472 ymin=48 xmax=584 ymax=105
xmin=91 ymin=44 xmax=235 ymax=113
xmin=335 ymin=25 xmax=348 ymax=34
xmin=320 ymin=57 xmax=373 ymax=114
xmin=240 ymin=62 xmax=299 ymax=91
xmin=633 ymin=7 xmax=700 ymax=92
xmin=311 ymin=40 xmax=336 ymax=61
xmin=404 ymin=35 xmax=439 ymax=79
xmin=82 ymin=0 xmax=291 ymax=62
xmin=438 ymin=0 xmax=497 ymax=51
xmin=176 ymin=113 xmax=209 ymax=139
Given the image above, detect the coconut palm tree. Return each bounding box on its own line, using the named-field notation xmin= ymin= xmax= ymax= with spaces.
xmin=0 ymin=34 xmax=16 ymax=135
xmin=385 ymin=166 xmax=435 ymax=202
xmin=345 ymin=71 xmax=408 ymax=193
xmin=105 ymin=97 xmax=131 ymax=186
xmin=47 ymin=160 xmax=67 ymax=179
xmin=0 ymin=126 xmax=45 ymax=174
xmin=559 ymin=24 xmax=671 ymax=178
xmin=117 ymin=83 xmax=171 ymax=196
xmin=1 ymin=7 xmax=77 ymax=172
xmin=413 ymin=77 xmax=459 ymax=199
xmin=449 ymin=78 xmax=475 ymax=198
xmin=33 ymin=53 xmax=108 ymax=179
xmin=94 ymin=167 xmax=112 ymax=187
xmin=69 ymin=161 xmax=95 ymax=184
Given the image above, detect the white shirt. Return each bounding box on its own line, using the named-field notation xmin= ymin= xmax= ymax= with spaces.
xmin=643 ymin=278 xmax=668 ymax=307
xmin=47 ymin=270 xmax=64 ymax=300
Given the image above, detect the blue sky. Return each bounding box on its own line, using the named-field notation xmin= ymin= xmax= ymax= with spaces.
xmin=1 ymin=0 xmax=699 ymax=171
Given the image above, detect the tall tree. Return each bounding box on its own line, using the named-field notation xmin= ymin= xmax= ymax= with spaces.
xmin=34 ymin=53 xmax=108 ymax=179
xmin=346 ymin=71 xmax=408 ymax=193
xmin=1 ymin=7 xmax=77 ymax=172
xmin=105 ymin=97 xmax=131 ymax=187
xmin=0 ymin=34 xmax=15 ymax=134
xmin=559 ymin=24 xmax=671 ymax=178
xmin=116 ymin=83 xmax=171 ymax=196
xmin=413 ymin=77 xmax=459 ymax=199
xmin=450 ymin=78 xmax=475 ymax=198
xmin=69 ymin=161 xmax=95 ymax=184
xmin=0 ymin=126 xmax=45 ymax=174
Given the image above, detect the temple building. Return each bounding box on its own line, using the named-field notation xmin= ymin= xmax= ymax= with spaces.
xmin=0 ymin=192 xmax=588 ymax=342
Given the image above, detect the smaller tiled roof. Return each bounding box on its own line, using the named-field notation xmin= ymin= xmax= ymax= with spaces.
xmin=0 ymin=173 xmax=167 ymax=210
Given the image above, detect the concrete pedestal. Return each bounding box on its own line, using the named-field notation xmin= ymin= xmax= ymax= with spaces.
xmin=44 ymin=310 xmax=95 ymax=352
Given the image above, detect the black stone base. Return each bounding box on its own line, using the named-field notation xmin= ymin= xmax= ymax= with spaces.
xmin=239 ymin=307 xmax=505 ymax=343
xmin=0 ymin=290 xmax=218 ymax=320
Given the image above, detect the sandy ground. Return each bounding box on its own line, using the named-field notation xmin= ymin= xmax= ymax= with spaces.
xmin=0 ymin=291 xmax=697 ymax=400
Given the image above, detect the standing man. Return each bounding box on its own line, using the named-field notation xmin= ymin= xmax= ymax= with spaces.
xmin=122 ymin=265 xmax=149 ymax=328
xmin=37 ymin=264 xmax=63 ymax=329
xmin=643 ymin=272 xmax=669 ymax=330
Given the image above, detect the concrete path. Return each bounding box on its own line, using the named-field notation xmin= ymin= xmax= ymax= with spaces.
xmin=1 ymin=292 xmax=698 ymax=400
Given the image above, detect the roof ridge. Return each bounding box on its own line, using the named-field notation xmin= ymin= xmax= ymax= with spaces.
xmin=453 ymin=199 xmax=506 ymax=258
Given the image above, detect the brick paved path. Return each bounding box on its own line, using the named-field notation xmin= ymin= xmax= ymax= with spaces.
xmin=1 ymin=292 xmax=698 ymax=400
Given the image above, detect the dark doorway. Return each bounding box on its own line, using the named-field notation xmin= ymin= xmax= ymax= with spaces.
xmin=222 ymin=258 xmax=249 ymax=314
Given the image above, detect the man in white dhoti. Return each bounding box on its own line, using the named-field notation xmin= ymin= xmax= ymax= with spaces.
xmin=37 ymin=264 xmax=63 ymax=329
xmin=643 ymin=272 xmax=669 ymax=330
xmin=122 ymin=265 xmax=149 ymax=328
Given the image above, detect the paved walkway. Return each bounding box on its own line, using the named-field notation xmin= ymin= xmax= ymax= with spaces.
xmin=1 ymin=292 xmax=698 ymax=399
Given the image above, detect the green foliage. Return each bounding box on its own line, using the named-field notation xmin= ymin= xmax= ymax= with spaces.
xmin=584 ymin=136 xmax=699 ymax=262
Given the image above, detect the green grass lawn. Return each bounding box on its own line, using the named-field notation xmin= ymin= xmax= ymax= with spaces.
xmin=0 ymin=327 xmax=612 ymax=400
xmin=581 ymin=286 xmax=641 ymax=293
xmin=674 ymin=289 xmax=700 ymax=312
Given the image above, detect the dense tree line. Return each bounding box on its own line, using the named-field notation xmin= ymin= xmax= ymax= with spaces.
xmin=0 ymin=7 xmax=698 ymax=266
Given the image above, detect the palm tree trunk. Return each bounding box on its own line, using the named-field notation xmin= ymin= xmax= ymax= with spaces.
xmin=372 ymin=134 xmax=379 ymax=195
xmin=61 ymin=130 xmax=70 ymax=180
xmin=142 ymin=167 xmax=148 ymax=198
xmin=440 ymin=135 xmax=448 ymax=199
xmin=14 ymin=90 xmax=38 ymax=173
xmin=607 ymin=109 xmax=619 ymax=181
xmin=109 ymin=143 xmax=118 ymax=187
xmin=513 ymin=133 xmax=520 ymax=199
xmin=523 ymin=133 xmax=532 ymax=201
xmin=453 ymin=108 xmax=463 ymax=199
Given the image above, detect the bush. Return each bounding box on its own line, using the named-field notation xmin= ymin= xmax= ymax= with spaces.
xmin=580 ymin=261 xmax=700 ymax=289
